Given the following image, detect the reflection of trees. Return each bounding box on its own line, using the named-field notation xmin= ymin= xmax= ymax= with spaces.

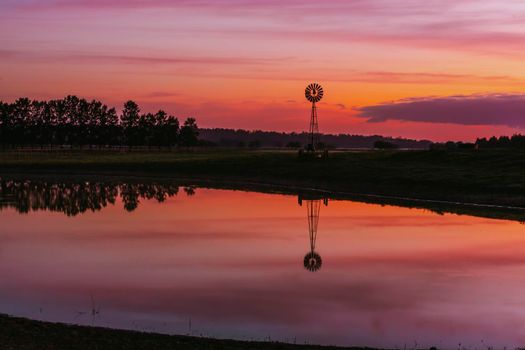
xmin=183 ymin=186 xmax=196 ymax=196
xmin=0 ymin=179 xmax=183 ymax=216
xmin=120 ymin=184 xmax=141 ymax=212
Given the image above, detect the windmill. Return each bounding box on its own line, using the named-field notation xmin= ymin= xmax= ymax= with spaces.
xmin=299 ymin=194 xmax=328 ymax=272
xmin=304 ymin=83 xmax=324 ymax=152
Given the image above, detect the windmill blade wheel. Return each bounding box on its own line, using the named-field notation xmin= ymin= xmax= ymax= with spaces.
xmin=303 ymin=251 xmax=322 ymax=272
xmin=305 ymin=83 xmax=324 ymax=103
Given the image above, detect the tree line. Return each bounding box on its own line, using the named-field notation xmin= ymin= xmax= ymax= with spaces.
xmin=475 ymin=135 xmax=525 ymax=149
xmin=430 ymin=135 xmax=525 ymax=150
xmin=0 ymin=96 xmax=199 ymax=148
xmin=198 ymin=128 xmax=432 ymax=149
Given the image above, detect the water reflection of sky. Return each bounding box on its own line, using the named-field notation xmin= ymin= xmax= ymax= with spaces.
xmin=1 ymin=187 xmax=525 ymax=348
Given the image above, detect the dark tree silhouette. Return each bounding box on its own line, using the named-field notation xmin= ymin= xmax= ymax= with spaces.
xmin=121 ymin=100 xmax=141 ymax=148
xmin=164 ymin=114 xmax=180 ymax=148
xmin=0 ymin=96 xmax=186 ymax=149
xmin=475 ymin=135 xmax=525 ymax=149
xmin=179 ymin=117 xmax=199 ymax=147
xmin=0 ymin=101 xmax=10 ymax=148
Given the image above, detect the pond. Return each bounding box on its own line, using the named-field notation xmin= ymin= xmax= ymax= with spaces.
xmin=1 ymin=179 xmax=525 ymax=348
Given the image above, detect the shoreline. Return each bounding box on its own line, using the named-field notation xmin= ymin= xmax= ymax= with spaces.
xmin=2 ymin=170 xmax=525 ymax=223
xmin=0 ymin=313 xmax=370 ymax=350
xmin=2 ymin=149 xmax=525 ymax=221
xmin=6 ymin=169 xmax=525 ymax=210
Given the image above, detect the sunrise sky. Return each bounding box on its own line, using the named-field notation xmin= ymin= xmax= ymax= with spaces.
xmin=2 ymin=0 xmax=525 ymax=141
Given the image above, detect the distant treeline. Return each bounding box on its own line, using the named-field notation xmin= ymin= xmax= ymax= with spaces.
xmin=475 ymin=135 xmax=525 ymax=149
xmin=0 ymin=96 xmax=199 ymax=148
xmin=430 ymin=135 xmax=525 ymax=150
xmin=199 ymin=128 xmax=432 ymax=149
xmin=0 ymin=179 xmax=197 ymax=216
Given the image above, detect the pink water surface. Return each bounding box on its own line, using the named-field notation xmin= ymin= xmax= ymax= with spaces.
xmin=1 ymin=188 xmax=525 ymax=348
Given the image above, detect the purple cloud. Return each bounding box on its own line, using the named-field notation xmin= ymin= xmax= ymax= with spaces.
xmin=356 ymin=94 xmax=525 ymax=127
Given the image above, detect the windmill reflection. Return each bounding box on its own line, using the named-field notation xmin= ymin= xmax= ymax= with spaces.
xmin=298 ymin=194 xmax=328 ymax=272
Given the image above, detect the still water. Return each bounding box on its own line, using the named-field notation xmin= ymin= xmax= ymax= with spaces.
xmin=1 ymin=180 xmax=525 ymax=348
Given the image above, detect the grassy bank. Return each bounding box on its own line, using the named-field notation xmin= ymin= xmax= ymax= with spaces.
xmin=2 ymin=149 xmax=525 ymax=207
xmin=0 ymin=314 xmax=363 ymax=350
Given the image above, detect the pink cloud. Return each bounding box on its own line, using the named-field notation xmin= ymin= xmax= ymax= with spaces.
xmin=0 ymin=49 xmax=294 ymax=67
xmin=5 ymin=1 xmax=525 ymax=61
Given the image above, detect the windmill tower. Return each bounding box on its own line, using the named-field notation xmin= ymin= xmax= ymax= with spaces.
xmin=299 ymin=195 xmax=328 ymax=272
xmin=304 ymin=83 xmax=324 ymax=152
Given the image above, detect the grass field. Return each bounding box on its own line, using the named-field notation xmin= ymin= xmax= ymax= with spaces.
xmin=0 ymin=314 xmax=366 ymax=350
xmin=2 ymin=148 xmax=525 ymax=207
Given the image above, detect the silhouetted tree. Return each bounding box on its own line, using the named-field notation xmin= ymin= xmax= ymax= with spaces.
xmin=179 ymin=117 xmax=199 ymax=147
xmin=475 ymin=134 xmax=525 ymax=149
xmin=511 ymin=134 xmax=525 ymax=148
xmin=164 ymin=115 xmax=180 ymax=148
xmin=0 ymin=96 xmax=192 ymax=149
xmin=121 ymin=100 xmax=140 ymax=148
xmin=152 ymin=110 xmax=167 ymax=147
xmin=11 ymin=98 xmax=31 ymax=146
xmin=0 ymin=102 xmax=11 ymax=148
